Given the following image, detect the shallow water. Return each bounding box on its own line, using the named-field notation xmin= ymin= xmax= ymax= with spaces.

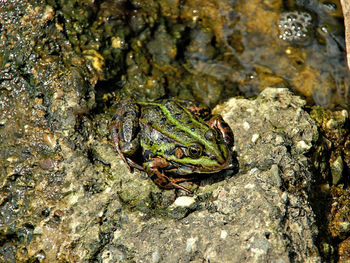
xmin=114 ymin=0 xmax=350 ymax=109
xmin=246 ymin=0 xmax=348 ymax=109
xmin=1 ymin=0 xmax=348 ymax=109
xmin=181 ymin=0 xmax=350 ymax=109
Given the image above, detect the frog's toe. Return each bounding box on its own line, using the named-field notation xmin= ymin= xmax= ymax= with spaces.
xmin=150 ymin=174 xmax=192 ymax=193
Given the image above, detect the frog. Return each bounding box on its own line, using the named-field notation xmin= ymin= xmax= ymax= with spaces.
xmin=109 ymin=98 xmax=234 ymax=193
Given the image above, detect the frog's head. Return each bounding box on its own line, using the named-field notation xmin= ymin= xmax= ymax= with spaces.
xmin=164 ymin=128 xmax=233 ymax=175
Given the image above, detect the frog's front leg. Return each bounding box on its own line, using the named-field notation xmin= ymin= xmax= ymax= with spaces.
xmin=110 ymin=101 xmax=142 ymax=171
xmin=144 ymin=157 xmax=192 ymax=193
xmin=208 ymin=115 xmax=234 ymax=148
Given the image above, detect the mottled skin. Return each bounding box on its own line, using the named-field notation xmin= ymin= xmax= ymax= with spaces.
xmin=110 ymin=99 xmax=234 ymax=193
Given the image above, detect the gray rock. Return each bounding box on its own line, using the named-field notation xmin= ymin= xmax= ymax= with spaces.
xmin=0 ymin=0 xmax=322 ymax=261
xmin=1 ymin=73 xmax=321 ymax=261
xmin=96 ymin=88 xmax=321 ymax=262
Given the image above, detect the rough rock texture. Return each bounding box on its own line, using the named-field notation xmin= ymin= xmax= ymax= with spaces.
xmin=210 ymin=88 xmax=320 ymax=262
xmin=94 ymin=88 xmax=321 ymax=263
xmin=3 ymin=85 xmax=323 ymax=262
xmin=0 ymin=1 xmax=323 ymax=261
xmin=86 ymin=89 xmax=320 ymax=262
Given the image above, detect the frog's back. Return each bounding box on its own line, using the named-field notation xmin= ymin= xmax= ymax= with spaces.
xmin=139 ymin=99 xmax=209 ymax=146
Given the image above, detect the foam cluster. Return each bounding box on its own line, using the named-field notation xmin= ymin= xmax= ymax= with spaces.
xmin=278 ymin=11 xmax=312 ymax=42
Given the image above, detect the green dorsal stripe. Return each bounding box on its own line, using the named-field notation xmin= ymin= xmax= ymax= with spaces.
xmin=138 ymin=101 xmax=222 ymax=159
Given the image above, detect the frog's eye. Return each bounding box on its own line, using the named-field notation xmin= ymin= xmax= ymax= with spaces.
xmin=188 ymin=144 xmax=202 ymax=158
xmin=205 ymin=129 xmax=218 ymax=141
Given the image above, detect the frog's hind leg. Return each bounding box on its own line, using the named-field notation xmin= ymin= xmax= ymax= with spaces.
xmin=144 ymin=157 xmax=192 ymax=193
xmin=110 ymin=120 xmax=131 ymax=171
xmin=150 ymin=173 xmax=192 ymax=193
xmin=110 ymin=101 xmax=141 ymax=172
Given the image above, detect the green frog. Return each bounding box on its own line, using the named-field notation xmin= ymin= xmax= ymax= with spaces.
xmin=110 ymin=99 xmax=234 ymax=193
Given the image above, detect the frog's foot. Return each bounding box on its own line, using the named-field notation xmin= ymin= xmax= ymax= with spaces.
xmin=150 ymin=173 xmax=192 ymax=193
xmin=145 ymin=157 xmax=192 ymax=193
xmin=208 ymin=115 xmax=234 ymax=148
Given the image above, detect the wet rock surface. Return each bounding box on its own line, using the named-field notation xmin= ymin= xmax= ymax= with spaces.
xmin=1 ymin=0 xmax=349 ymax=262
xmin=57 ymin=88 xmax=320 ymax=263
xmin=1 ymin=80 xmax=321 ymax=262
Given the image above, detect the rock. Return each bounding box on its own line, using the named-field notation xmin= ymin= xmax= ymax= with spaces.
xmin=0 ymin=0 xmax=322 ymax=261
xmin=172 ymin=196 xmax=196 ymax=207
xmin=95 ymin=88 xmax=321 ymax=262
xmin=330 ymin=153 xmax=344 ymax=185
xmin=339 ymin=237 xmax=350 ymax=262
xmin=101 ymin=88 xmax=320 ymax=262
xmin=215 ymin=87 xmax=318 ymax=192
xmin=310 ymin=107 xmax=350 ymax=185
xmin=1 ymin=71 xmax=322 ymax=262
xmin=329 ymin=186 xmax=350 ymax=239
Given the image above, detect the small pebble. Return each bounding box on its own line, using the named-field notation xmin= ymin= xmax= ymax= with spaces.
xmin=251 ymin=133 xmax=260 ymax=143
xmin=220 ymin=230 xmax=228 ymax=239
xmin=243 ymin=121 xmax=250 ymax=130
xmin=43 ymin=133 xmax=56 ymax=149
xmin=186 ymin=237 xmax=197 ymax=253
xmin=173 ymin=196 xmax=195 ymax=207
xmin=341 ymin=110 xmax=348 ymax=118
xmin=296 ymin=140 xmax=310 ymax=152
xmin=281 ymin=192 xmax=288 ymax=202
xmin=244 ymin=183 xmax=255 ymax=189
xmin=39 ymin=158 xmax=56 ymax=170
xmin=249 ymin=167 xmax=259 ymax=175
